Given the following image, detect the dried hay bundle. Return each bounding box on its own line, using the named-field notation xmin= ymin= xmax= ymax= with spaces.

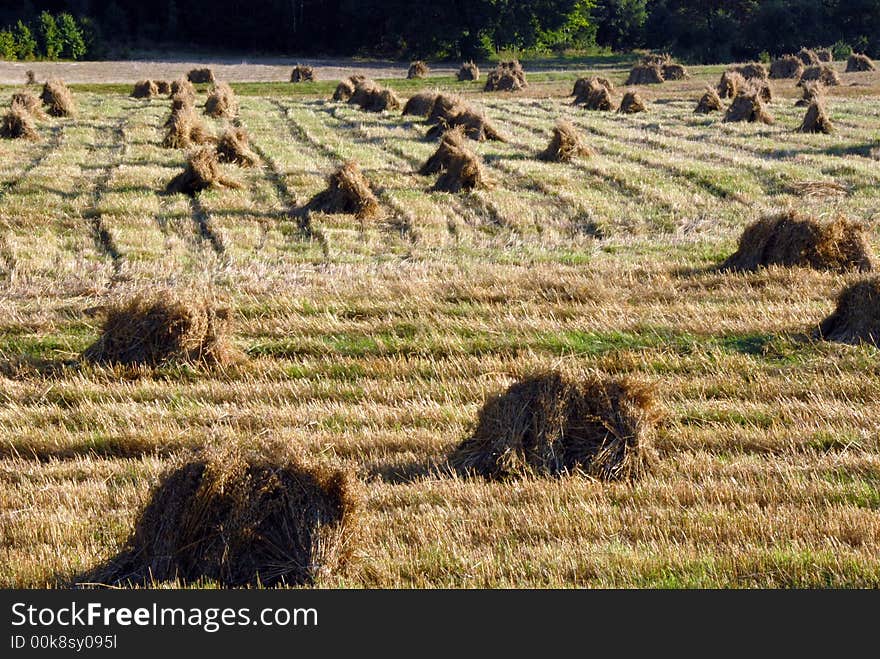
xmin=216 ymin=127 xmax=258 ymax=167
xmin=402 ymin=91 xmax=439 ymax=117
xmin=457 ymin=61 xmax=480 ymax=81
xmin=290 ymin=65 xmax=316 ymax=82
xmin=204 ymin=82 xmax=238 ymax=119
xmin=572 ymin=76 xmax=613 ymax=100
xmin=798 ymin=99 xmax=833 ymax=134
xmin=165 ymin=146 xmax=241 ymax=196
xmin=799 ymin=64 xmax=841 ymax=87
xmin=717 ymin=70 xmax=746 ymax=98
xmin=818 ymin=278 xmax=880 ymax=345
xmin=11 ymin=91 xmax=47 ymax=119
xmin=407 ymin=60 xmax=429 ymax=79
xmin=156 ymin=80 xmax=171 ymax=95
xmin=305 ymin=161 xmax=381 ymax=219
xmin=187 ymin=68 xmax=215 ymax=84
xmin=83 ymin=289 xmax=235 ymax=366
xmin=770 ymin=55 xmax=804 ymax=79
xmin=750 ymin=79 xmax=773 ymax=103
xmin=662 ymin=63 xmax=689 ymax=80
xmin=723 ymin=91 xmax=774 ymax=124
xmin=735 ymin=62 xmax=769 ymax=81
xmin=420 ymin=128 xmax=487 ymax=193
xmin=40 ymin=79 xmax=75 ymax=117
xmin=420 ymin=127 xmax=468 ymax=175
xmin=722 ymin=211 xmax=874 ymax=273
xmin=332 ymin=75 xmax=365 ymax=102
xmin=816 ymin=48 xmax=833 ymax=63
xmin=484 ymin=60 xmax=527 ymax=91
xmin=349 ymin=80 xmax=400 ymax=112
xmin=576 ymin=80 xmax=613 ymax=111
xmin=87 ymin=446 xmax=359 ymax=587
xmin=846 ymin=53 xmax=876 ymax=72
xmin=694 ymin=86 xmax=724 ymax=113
xmin=625 ymin=64 xmax=664 ymax=85
xmin=131 ymin=79 xmax=159 ymax=98
xmin=618 ymin=90 xmax=647 ymax=114
xmin=795 ymin=81 xmax=824 ymax=106
xmin=1 ymin=108 xmax=39 ymax=140
xmin=426 ymin=107 xmax=505 ymax=142
xmin=170 ymin=77 xmax=196 ymax=105
xmin=538 ymin=120 xmax=591 ymax=162
xmin=25 ymin=70 xmax=36 ymax=85
xmin=426 ymin=94 xmax=462 ymax=124
xmin=162 ymin=106 xmax=212 ymax=149
xmin=796 ymin=47 xmax=820 ymax=66
xmin=450 ymin=371 xmax=658 ymax=480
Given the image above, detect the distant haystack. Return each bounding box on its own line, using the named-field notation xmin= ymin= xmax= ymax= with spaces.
xmin=625 ymin=64 xmax=664 ymax=85
xmin=816 ymin=48 xmax=833 ymax=63
xmin=156 ymin=81 xmax=171 ymax=95
xmin=40 ymin=79 xmax=75 ymax=117
xmin=795 ymin=81 xmax=824 ymax=107
xmin=734 ymin=62 xmax=769 ymax=81
xmin=131 ymin=79 xmax=159 ymax=99
xmin=618 ymin=90 xmax=647 ymax=113
xmin=348 ymin=79 xmax=401 ymax=112
xmin=407 ymin=60 xmax=429 ymax=79
xmin=426 ymin=94 xmax=462 ymax=125
xmin=163 ymin=106 xmax=212 ymax=149
xmin=796 ymin=47 xmax=820 ymax=66
xmin=290 ymin=65 xmax=316 ymax=82
xmin=717 ymin=70 xmax=746 ymax=99
xmin=846 ymin=53 xmax=875 ymax=72
xmin=799 ymin=65 xmax=841 ymax=87
xmin=575 ymin=79 xmax=613 ymax=111
xmin=426 ymin=107 xmax=505 ymax=142
xmin=457 ymin=61 xmax=480 ymax=81
xmin=538 ymin=120 xmax=591 ymax=163
xmin=572 ymin=76 xmax=613 ymax=99
xmin=25 ymin=70 xmax=36 ymax=85
xmin=662 ymin=63 xmax=689 ymax=80
xmin=694 ymin=87 xmax=724 ymax=114
xmin=187 ymin=68 xmax=215 ymax=84
xmin=332 ymin=76 xmax=363 ymax=102
xmin=770 ymin=55 xmax=804 ymax=79
xmin=484 ymin=60 xmax=527 ymax=91
xmin=724 ymin=90 xmax=774 ymax=124
xmin=170 ymin=78 xmax=196 ymax=106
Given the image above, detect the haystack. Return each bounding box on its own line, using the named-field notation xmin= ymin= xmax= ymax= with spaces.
xmin=846 ymin=53 xmax=876 ymax=72
xmin=40 ymin=79 xmax=75 ymax=117
xmin=163 ymin=106 xmax=212 ymax=149
xmin=798 ymin=99 xmax=833 ymax=134
xmin=1 ymin=108 xmax=39 ymax=140
xmin=770 ymin=55 xmax=804 ymax=79
xmin=751 ymin=80 xmax=773 ymax=103
xmin=795 ymin=81 xmax=824 ymax=107
xmin=642 ymin=53 xmax=672 ymax=67
xmin=420 ymin=128 xmax=487 ymax=193
xmin=450 ymin=371 xmax=658 ymax=480
xmin=25 ymin=70 xmax=36 ymax=85
xmin=156 ymin=80 xmax=171 ymax=95
xmin=816 ymin=48 xmax=833 ymax=63
xmin=426 ymin=94 xmax=462 ymax=124
xmin=722 ymin=211 xmax=874 ymax=273
xmin=83 ymin=290 xmax=235 ymax=366
xmin=165 ymin=147 xmax=241 ymax=196
xmin=572 ymin=76 xmax=613 ymax=100
xmin=420 ymin=127 xmax=467 ymax=175
xmin=332 ymin=75 xmax=365 ymax=102
xmin=618 ymin=90 xmax=647 ymax=114
xmin=723 ymin=91 xmax=774 ymax=124
xmin=87 ymin=447 xmax=358 ymax=587
xmin=662 ymin=63 xmax=689 ymax=80
xmin=625 ymin=64 xmax=664 ymax=85
xmin=694 ymin=87 xmax=724 ymax=113
xmin=426 ymin=107 xmax=505 ymax=142
xmin=817 ymin=278 xmax=880 ymax=345
xmin=407 ymin=60 xmax=429 ymax=79
xmin=11 ymin=91 xmax=46 ymax=119
xmin=204 ymin=82 xmax=238 ymax=119
xmin=577 ymin=80 xmax=613 ymax=111
xmin=170 ymin=77 xmax=196 ymax=105
xmin=131 ymin=79 xmax=159 ymax=98
xmin=538 ymin=120 xmax=591 ymax=162
xmin=290 ymin=65 xmax=316 ymax=82
xmin=796 ymin=47 xmax=820 ymax=66
xmin=457 ymin=61 xmax=480 ymax=81
xmin=484 ymin=60 xmax=527 ymax=91
xmin=187 ymin=68 xmax=215 ymax=84
xmin=216 ymin=127 xmax=258 ymax=167
xmin=735 ymin=62 xmax=769 ymax=81
xmin=402 ymin=91 xmax=439 ymax=117
xmin=304 ymin=161 xmax=381 ymax=219
xmin=799 ymin=65 xmax=841 ymax=86
xmin=349 ymin=80 xmax=400 ymax=112
xmin=718 ymin=70 xmax=746 ymax=98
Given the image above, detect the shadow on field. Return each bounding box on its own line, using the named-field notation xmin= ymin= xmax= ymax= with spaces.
xmin=368 ymin=458 xmax=444 ymax=484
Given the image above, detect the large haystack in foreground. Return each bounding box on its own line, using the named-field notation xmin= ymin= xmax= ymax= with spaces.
xmin=11 ymin=91 xmax=46 ymax=119
xmin=421 ymin=128 xmax=488 ymax=193
xmin=165 ymin=147 xmax=241 ymax=196
xmin=539 ymin=120 xmax=591 ymax=162
xmin=40 ymin=79 xmax=75 ymax=117
xmin=722 ymin=211 xmax=874 ymax=273
xmin=304 ymin=161 xmax=381 ymax=219
xmin=163 ymin=106 xmax=213 ymax=149
xmin=85 ymin=447 xmax=358 ymax=587
xmin=818 ymin=278 xmax=880 ymax=345
xmin=450 ymin=371 xmax=658 ymax=480
xmin=83 ymin=290 xmax=236 ymax=366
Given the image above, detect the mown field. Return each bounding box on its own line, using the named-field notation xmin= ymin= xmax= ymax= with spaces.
xmin=1 ymin=61 xmax=879 ymax=588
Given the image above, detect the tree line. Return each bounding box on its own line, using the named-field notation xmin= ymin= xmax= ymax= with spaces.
xmin=1 ymin=1 xmax=878 ymax=63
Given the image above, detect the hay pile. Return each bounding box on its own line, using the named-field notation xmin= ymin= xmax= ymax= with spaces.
xmin=163 ymin=106 xmax=212 ymax=149
xmin=818 ymin=278 xmax=880 ymax=345
xmin=1 ymin=108 xmax=39 ymax=140
xmin=426 ymin=94 xmax=461 ymax=124
xmin=216 ymin=127 xmax=258 ymax=167
xmin=402 ymin=91 xmax=439 ymax=117
xmin=662 ymin=63 xmax=690 ymax=80
xmin=723 ymin=90 xmax=774 ymax=124
xmin=799 ymin=65 xmax=841 ymax=86
xmin=348 ymin=79 xmax=400 ymax=112
xmin=88 ymin=447 xmax=358 ymax=587
xmin=752 ymin=80 xmax=773 ymax=103
xmin=798 ymin=99 xmax=833 ymax=134
xmin=618 ymin=90 xmax=647 ymax=114
xmin=83 ymin=290 xmax=235 ymax=366
xmin=204 ymin=82 xmax=238 ymax=119
xmin=290 ymin=65 xmax=316 ymax=82
xmin=11 ymin=91 xmax=46 ymax=119
xmin=770 ymin=55 xmax=804 ymax=79
xmin=795 ymin=81 xmax=824 ymax=107
xmin=26 ymin=70 xmax=36 ymax=85
xmin=449 ymin=371 xmax=658 ymax=480
xmin=170 ymin=78 xmax=196 ymax=105
xmin=426 ymin=107 xmax=505 ymax=142
xmin=846 ymin=53 xmax=876 ymax=72
xmin=572 ymin=76 xmax=613 ymax=98
xmin=422 ymin=129 xmax=487 ymax=193
xmin=694 ymin=87 xmax=724 ymax=114
xmin=575 ymin=79 xmax=613 ymax=111
xmin=187 ymin=68 xmax=215 ymax=84
xmin=796 ymin=47 xmax=821 ymax=66
xmin=40 ymin=79 xmax=75 ymax=117
xmin=722 ymin=211 xmax=874 ymax=272
xmin=734 ymin=62 xmax=769 ymax=81
xmin=625 ymin=64 xmax=664 ymax=85
xmin=484 ymin=60 xmax=527 ymax=91
xmin=165 ymin=147 xmax=241 ymax=196
xmin=717 ymin=70 xmax=746 ymax=98
xmin=156 ymin=81 xmax=171 ymax=95
xmin=407 ymin=60 xmax=429 ymax=79
xmin=642 ymin=53 xmax=672 ymax=67
xmin=332 ymin=75 xmax=365 ymax=101
xmin=131 ymin=80 xmax=159 ymax=98
xmin=816 ymin=48 xmax=833 ymax=62
xmin=457 ymin=61 xmax=480 ymax=81
xmin=538 ymin=120 xmax=591 ymax=163
xmin=305 ymin=161 xmax=381 ymax=219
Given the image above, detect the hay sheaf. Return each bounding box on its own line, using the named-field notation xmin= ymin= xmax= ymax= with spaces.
xmin=799 ymin=65 xmax=841 ymax=87
xmin=290 ymin=65 xmax=316 ymax=82
xmin=457 ymin=61 xmax=480 ymax=81
xmin=751 ymin=80 xmax=773 ymax=103
xmin=846 ymin=53 xmax=876 ymax=73
xmin=798 ymin=99 xmax=833 ymax=134
xmin=717 ymin=70 xmax=746 ymax=99
xmin=165 ymin=147 xmax=240 ymax=196
xmin=26 ymin=70 xmax=36 ymax=85
xmin=816 ymin=48 xmax=833 ymax=63
xmin=420 ymin=128 xmax=488 ymax=193
xmin=85 ymin=447 xmax=359 ymax=587
xmin=407 ymin=60 xmax=429 ymax=79
xmin=618 ymin=90 xmax=647 ymax=114
xmin=348 ymin=79 xmax=400 ymax=112
xmin=402 ymin=91 xmax=439 ymax=117
xmin=795 ymin=81 xmax=824 ymax=107
xmin=734 ymin=62 xmax=769 ymax=81
xmin=1 ymin=108 xmax=39 ymax=140
xmin=426 ymin=94 xmax=462 ymax=124
xmin=694 ymin=87 xmax=724 ymax=114
xmin=170 ymin=78 xmax=196 ymax=105
xmin=204 ymin=82 xmax=238 ymax=119
xmin=332 ymin=75 xmax=365 ymax=102
xmin=163 ymin=106 xmax=212 ymax=149
xmin=156 ymin=80 xmax=171 ymax=95
xmin=625 ymin=64 xmax=664 ymax=85
xmin=796 ymin=47 xmax=821 ymax=66
xmin=187 ymin=68 xmax=215 ymax=84
xmin=770 ymin=55 xmax=805 ymax=79
xmin=642 ymin=53 xmax=672 ymax=67
xmin=305 ymin=161 xmax=381 ymax=219
xmin=216 ymin=127 xmax=258 ymax=167
xmin=450 ymin=371 xmax=659 ymax=480
xmin=572 ymin=76 xmax=613 ymax=98
xmin=818 ymin=278 xmax=880 ymax=345
xmin=539 ymin=120 xmax=591 ymax=162
xmin=662 ymin=63 xmax=689 ymax=80
xmin=484 ymin=60 xmax=527 ymax=91
xmin=40 ymin=79 xmax=75 ymax=117
xmin=131 ymin=80 xmax=159 ymax=99
xmin=575 ymin=80 xmax=613 ymax=111
xmin=426 ymin=107 xmax=505 ymax=142
xmin=722 ymin=211 xmax=874 ymax=273
xmin=11 ymin=91 xmax=47 ymax=119
xmin=723 ymin=91 xmax=774 ymax=124
xmin=83 ymin=290 xmax=236 ymax=366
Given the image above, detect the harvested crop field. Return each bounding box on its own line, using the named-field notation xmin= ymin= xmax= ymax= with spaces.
xmin=1 ymin=58 xmax=879 ymax=588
